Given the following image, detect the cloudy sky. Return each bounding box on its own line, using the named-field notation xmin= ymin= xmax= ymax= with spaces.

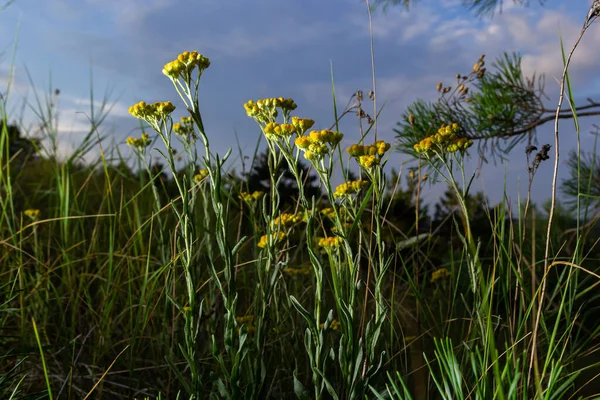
xmin=1 ymin=0 xmax=599 ymax=210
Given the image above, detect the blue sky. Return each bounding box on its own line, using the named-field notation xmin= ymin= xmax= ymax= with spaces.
xmin=1 ymin=0 xmax=599 ymax=210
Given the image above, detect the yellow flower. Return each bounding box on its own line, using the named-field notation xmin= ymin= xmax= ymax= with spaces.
xmin=321 ymin=207 xmax=336 ymax=220
xmin=271 ymin=213 xmax=303 ymax=228
xmin=334 ymin=180 xmax=369 ymax=198
xmin=291 ymin=116 xmax=315 ymax=134
xmin=193 ymin=169 xmax=209 ymax=183
xmin=24 ymin=209 xmax=40 ymax=219
xmin=126 ymin=133 xmax=152 ymax=150
xmin=294 ymin=136 xmax=312 ymax=150
xmin=431 ymin=268 xmax=451 ymax=283
xmin=239 ymin=191 xmax=264 ymax=202
xmin=358 ymin=155 xmax=377 ymax=168
xmin=414 ymin=123 xmax=472 ymax=156
xmin=318 ymin=236 xmax=343 ymax=249
xmin=263 ymin=122 xmax=296 ymax=140
xmin=129 ymin=101 xmax=175 ymax=124
xmin=162 ymin=51 xmax=210 ymax=80
xmin=258 ymin=232 xmax=287 ymax=248
xmin=346 ymin=141 xmax=391 ymax=170
xmin=309 ymin=129 xmax=343 ymax=146
xmin=244 ymin=97 xmax=297 ymax=123
xmin=285 ymin=265 xmax=313 ymax=276
xmin=320 ymin=319 xmax=340 ymax=331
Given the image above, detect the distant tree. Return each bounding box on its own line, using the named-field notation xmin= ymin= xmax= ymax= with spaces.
xmin=1 ymin=121 xmax=40 ymax=169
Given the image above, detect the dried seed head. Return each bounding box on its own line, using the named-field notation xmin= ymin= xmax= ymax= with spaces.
xmin=408 ymin=114 xmax=415 ymax=126
xmin=368 ymin=90 xmax=375 ymax=100
xmin=436 ymin=82 xmax=443 ymax=92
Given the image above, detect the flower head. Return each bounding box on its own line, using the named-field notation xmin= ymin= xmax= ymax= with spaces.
xmin=318 ymin=236 xmax=343 ymax=250
xmin=193 ymin=169 xmax=209 ymax=183
xmin=294 ymin=129 xmax=343 ymax=162
xmin=24 ymin=209 xmax=40 ymax=220
xmin=431 ymin=268 xmax=451 ymax=283
xmin=414 ymin=123 xmax=472 ymax=156
xmin=263 ymin=122 xmax=297 ymax=141
xmin=126 ymin=132 xmax=152 ymax=150
xmin=291 ymin=116 xmax=315 ymax=134
xmin=162 ymin=51 xmax=210 ymax=80
xmin=334 ymin=179 xmax=369 ymax=199
xmin=346 ymin=140 xmax=391 ymax=170
xmin=239 ymin=191 xmax=264 ymax=203
xmin=258 ymin=232 xmax=287 ymax=248
xmin=271 ymin=212 xmax=304 ymax=229
xmin=244 ymin=97 xmax=297 ymax=124
xmin=129 ymin=101 xmax=176 ymax=126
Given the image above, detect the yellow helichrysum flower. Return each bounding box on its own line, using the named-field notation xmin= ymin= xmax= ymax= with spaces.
xmin=291 ymin=116 xmax=315 ymax=134
xmin=271 ymin=213 xmax=303 ymax=228
xmin=309 ymin=129 xmax=343 ymax=146
xmin=346 ymin=141 xmax=391 ymax=170
xmin=321 ymin=207 xmax=336 ymax=220
xmin=24 ymin=209 xmax=40 ymax=220
xmin=126 ymin=133 xmax=152 ymax=150
xmin=320 ymin=319 xmax=340 ymax=331
xmin=318 ymin=236 xmax=343 ymax=249
xmin=358 ymin=155 xmax=377 ymax=169
xmin=236 ymin=315 xmax=255 ymax=324
xmin=414 ymin=123 xmax=472 ymax=156
xmin=257 ymin=232 xmax=286 ymax=248
xmin=193 ymin=169 xmax=209 ymax=183
xmin=431 ymin=267 xmax=451 ymax=283
xmin=263 ymin=122 xmax=296 ymax=140
xmin=244 ymin=97 xmax=297 ymax=123
xmin=162 ymin=51 xmax=210 ymax=80
xmin=239 ymin=191 xmax=264 ymax=202
xmin=294 ymin=136 xmax=312 ymax=150
xmin=129 ymin=101 xmax=175 ymax=124
xmin=334 ymin=180 xmax=369 ymax=198
xmin=285 ymin=265 xmax=313 ymax=276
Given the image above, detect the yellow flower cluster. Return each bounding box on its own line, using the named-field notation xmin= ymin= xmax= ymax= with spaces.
xmin=334 ymin=179 xmax=369 ymax=199
xmin=291 ymin=116 xmax=315 ymax=134
xmin=236 ymin=315 xmax=256 ymax=334
xmin=320 ymin=319 xmax=340 ymax=331
xmin=193 ymin=169 xmax=209 ymax=183
xmin=271 ymin=212 xmax=304 ymax=228
xmin=24 ymin=209 xmax=40 ymax=219
xmin=413 ymin=123 xmax=473 ymax=155
xmin=285 ymin=265 xmax=313 ymax=276
xmin=129 ymin=101 xmax=176 ymax=123
xmin=431 ymin=267 xmax=451 ymax=283
xmin=318 ymin=236 xmax=343 ymax=249
xmin=258 ymin=232 xmax=287 ymax=248
xmin=173 ymin=116 xmax=195 ymax=137
xmin=263 ymin=122 xmax=296 ymax=140
xmin=346 ymin=140 xmax=391 ymax=169
xmin=321 ymin=207 xmax=336 ymax=220
xmin=126 ymin=133 xmax=152 ymax=150
xmin=295 ymin=129 xmax=343 ymax=161
xmin=243 ymin=97 xmax=297 ymax=119
xmin=162 ymin=51 xmax=211 ymax=80
xmin=239 ymin=191 xmax=264 ymax=202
